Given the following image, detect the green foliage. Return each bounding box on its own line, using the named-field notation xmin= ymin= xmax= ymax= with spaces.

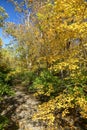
xmin=32 ymin=70 xmax=65 ymax=98
xmin=0 ymin=83 xmax=13 ymax=97
xmin=0 ymin=115 xmax=8 ymax=130
xmin=0 ymin=45 xmax=13 ymax=129
xmin=0 ymin=74 xmax=12 ymax=129
xmin=10 ymin=70 xmax=35 ymax=89
xmin=2 ymin=0 xmax=87 ymax=129
xmin=21 ymin=71 xmax=35 ymax=86
xmin=0 ymin=60 xmax=12 ymax=85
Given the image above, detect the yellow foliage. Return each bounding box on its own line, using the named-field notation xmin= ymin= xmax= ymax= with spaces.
xmin=4 ymin=0 xmax=87 ymax=128
xmin=33 ymin=87 xmax=87 ymax=125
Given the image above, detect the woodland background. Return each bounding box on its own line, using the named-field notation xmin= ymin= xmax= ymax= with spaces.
xmin=0 ymin=0 xmax=87 ymax=129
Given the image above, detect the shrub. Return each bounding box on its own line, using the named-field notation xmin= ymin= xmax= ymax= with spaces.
xmin=0 ymin=60 xmax=13 ymax=130
xmin=0 ymin=115 xmax=8 ymax=130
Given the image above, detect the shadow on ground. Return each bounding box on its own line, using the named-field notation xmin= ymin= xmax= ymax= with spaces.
xmin=0 ymin=93 xmax=26 ymax=130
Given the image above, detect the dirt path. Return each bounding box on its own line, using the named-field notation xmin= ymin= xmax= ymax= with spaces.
xmin=1 ymin=85 xmax=87 ymax=130
xmin=0 ymin=85 xmax=44 ymax=130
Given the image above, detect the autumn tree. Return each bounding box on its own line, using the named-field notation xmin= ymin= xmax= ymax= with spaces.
xmin=4 ymin=0 xmax=48 ymax=70
xmin=31 ymin=0 xmax=87 ymax=129
xmin=3 ymin=0 xmax=87 ymax=129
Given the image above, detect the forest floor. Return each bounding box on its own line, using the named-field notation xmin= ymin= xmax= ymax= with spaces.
xmin=0 ymin=85 xmax=45 ymax=130
xmin=1 ymin=85 xmax=87 ymax=130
